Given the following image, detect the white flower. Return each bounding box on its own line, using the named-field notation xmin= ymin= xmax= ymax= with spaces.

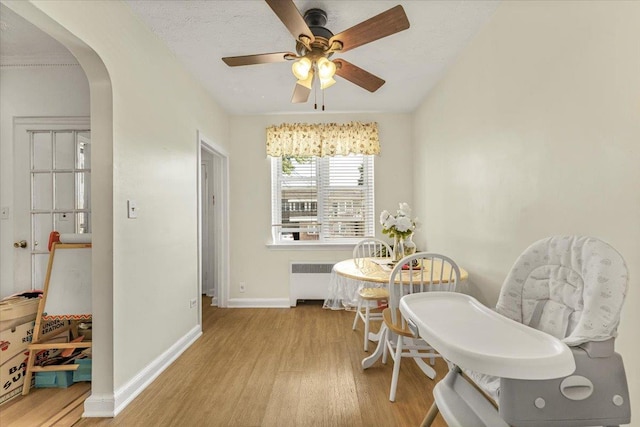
xmin=379 ymin=210 xmax=391 ymax=225
xmin=398 ymin=202 xmax=412 ymax=217
xmin=395 ymin=216 xmax=412 ymax=232
xmin=380 ymin=202 xmax=418 ymax=239
xmin=383 ymin=216 xmax=397 ymax=229
xmin=413 ymin=217 xmax=421 ymax=230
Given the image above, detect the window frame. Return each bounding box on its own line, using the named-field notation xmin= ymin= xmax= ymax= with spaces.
xmin=270 ymin=154 xmax=375 ymax=245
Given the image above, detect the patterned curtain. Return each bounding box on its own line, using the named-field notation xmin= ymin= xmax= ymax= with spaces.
xmin=266 ymin=122 xmax=380 ymax=157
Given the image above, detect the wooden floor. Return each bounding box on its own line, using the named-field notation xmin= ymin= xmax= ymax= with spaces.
xmin=2 ymin=300 xmax=448 ymax=427
xmin=0 ymin=382 xmax=90 ymax=427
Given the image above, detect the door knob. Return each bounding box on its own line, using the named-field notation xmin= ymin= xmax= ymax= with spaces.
xmin=14 ymin=240 xmax=27 ymax=249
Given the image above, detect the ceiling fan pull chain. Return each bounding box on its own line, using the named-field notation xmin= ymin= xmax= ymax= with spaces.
xmin=314 ymin=77 xmax=318 ymax=110
xmin=322 ymin=88 xmax=325 ymax=111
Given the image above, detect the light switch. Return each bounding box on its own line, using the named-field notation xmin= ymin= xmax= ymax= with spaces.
xmin=1 ymin=206 xmax=9 ymax=220
xmin=127 ymin=200 xmax=138 ymax=219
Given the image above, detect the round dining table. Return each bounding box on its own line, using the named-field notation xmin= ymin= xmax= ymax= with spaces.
xmin=322 ymin=256 xmax=469 ymax=373
xmin=322 ymin=257 xmax=469 ymax=311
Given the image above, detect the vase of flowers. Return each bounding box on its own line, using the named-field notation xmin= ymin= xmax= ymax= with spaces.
xmin=380 ymin=203 xmax=419 ymax=262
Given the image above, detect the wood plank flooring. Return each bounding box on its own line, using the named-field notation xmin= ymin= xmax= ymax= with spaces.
xmin=0 ymin=382 xmax=90 ymax=427
xmin=2 ymin=300 xmax=448 ymax=426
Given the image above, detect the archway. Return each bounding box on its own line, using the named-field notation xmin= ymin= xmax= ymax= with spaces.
xmin=3 ymin=0 xmax=115 ymax=416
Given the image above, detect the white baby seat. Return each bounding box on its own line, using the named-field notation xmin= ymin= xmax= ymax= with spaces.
xmin=401 ymin=236 xmax=631 ymax=427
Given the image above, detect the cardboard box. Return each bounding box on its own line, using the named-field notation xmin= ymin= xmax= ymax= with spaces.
xmin=0 ymin=319 xmax=68 ymax=365
xmin=0 ymin=379 xmax=32 ymax=405
xmin=0 ymin=297 xmax=39 ymax=332
xmin=0 ymin=329 xmax=68 ymax=405
xmin=0 ymin=297 xmax=72 ymax=405
xmin=1 ymin=350 xmax=29 ymax=399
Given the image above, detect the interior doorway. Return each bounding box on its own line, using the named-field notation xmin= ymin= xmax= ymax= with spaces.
xmin=200 ymin=150 xmax=215 ymax=302
xmin=197 ymin=132 xmax=229 ymax=312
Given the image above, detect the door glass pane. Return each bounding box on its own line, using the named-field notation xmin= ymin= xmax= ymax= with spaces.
xmin=32 ymin=172 xmax=52 ymax=210
xmin=34 ymin=254 xmax=50 ymax=289
xmin=33 ymin=213 xmax=52 ymax=251
xmin=76 ymin=212 xmax=90 ymax=234
xmin=77 ymin=132 xmax=91 ymax=169
xmin=54 ymin=212 xmax=75 ymax=234
xmin=33 ymin=132 xmax=52 ymax=170
xmin=76 ymin=172 xmax=91 ymax=210
xmin=54 ymin=172 xmax=74 ymax=210
xmin=55 ymin=132 xmax=75 ymax=170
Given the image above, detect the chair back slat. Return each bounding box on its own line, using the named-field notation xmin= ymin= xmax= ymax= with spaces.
xmin=353 ymin=238 xmax=392 ymax=269
xmin=388 ymin=252 xmax=461 ymax=325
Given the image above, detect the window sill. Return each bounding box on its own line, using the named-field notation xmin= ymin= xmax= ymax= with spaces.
xmin=266 ymin=242 xmax=356 ymax=251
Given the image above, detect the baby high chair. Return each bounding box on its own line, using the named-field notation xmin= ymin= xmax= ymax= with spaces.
xmin=400 ymin=236 xmax=631 ymax=427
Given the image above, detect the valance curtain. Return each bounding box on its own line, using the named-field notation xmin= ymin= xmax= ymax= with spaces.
xmin=266 ymin=122 xmax=380 ymax=157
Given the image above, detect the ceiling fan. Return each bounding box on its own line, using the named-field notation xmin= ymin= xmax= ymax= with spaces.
xmin=222 ymin=0 xmax=410 ymax=106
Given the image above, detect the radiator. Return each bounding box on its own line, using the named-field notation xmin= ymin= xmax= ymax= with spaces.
xmin=289 ymin=262 xmax=335 ymax=307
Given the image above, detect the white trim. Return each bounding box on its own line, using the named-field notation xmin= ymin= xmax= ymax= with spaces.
xmin=83 ymin=326 xmax=202 ymax=416
xmin=14 ymin=116 xmax=90 ymax=128
xmin=83 ymin=393 xmax=116 ymax=417
xmin=111 ymin=326 xmax=202 ymax=416
xmin=197 ymin=131 xmax=230 ymax=308
xmin=227 ymin=298 xmax=291 ymax=308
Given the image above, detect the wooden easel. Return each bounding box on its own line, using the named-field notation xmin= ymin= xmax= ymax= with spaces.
xmin=22 ymin=235 xmax=92 ymax=395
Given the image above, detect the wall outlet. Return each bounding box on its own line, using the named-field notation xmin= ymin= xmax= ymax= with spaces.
xmin=189 ymin=298 xmax=197 ymax=308
xmin=239 ymin=282 xmax=246 ymax=293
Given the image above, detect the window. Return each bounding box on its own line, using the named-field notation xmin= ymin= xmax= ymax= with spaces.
xmin=271 ymin=154 xmax=374 ymax=243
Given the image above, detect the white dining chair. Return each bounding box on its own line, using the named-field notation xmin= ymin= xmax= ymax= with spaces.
xmin=351 ymin=237 xmax=392 ymax=351
xmin=382 ymin=252 xmax=461 ymax=402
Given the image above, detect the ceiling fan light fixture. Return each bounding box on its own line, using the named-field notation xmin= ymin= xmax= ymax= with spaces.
xmin=316 ymin=57 xmax=336 ymax=80
xmin=320 ymin=77 xmax=336 ymax=90
xmin=296 ymin=69 xmax=314 ymax=89
xmin=292 ymin=57 xmax=312 ymax=80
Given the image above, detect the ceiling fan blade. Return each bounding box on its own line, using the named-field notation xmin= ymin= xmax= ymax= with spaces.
xmin=265 ymin=0 xmax=315 ymax=44
xmin=222 ymin=52 xmax=296 ymax=67
xmin=333 ymin=59 xmax=385 ymax=92
xmin=329 ymin=5 xmax=409 ymax=53
xmin=291 ymin=83 xmax=311 ymax=103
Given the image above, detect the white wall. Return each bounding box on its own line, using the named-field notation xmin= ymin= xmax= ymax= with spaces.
xmin=413 ymin=0 xmax=639 ymax=409
xmin=0 ymin=66 xmax=90 ymax=298
xmin=229 ymin=113 xmax=413 ymax=303
xmin=13 ymin=0 xmax=231 ymax=403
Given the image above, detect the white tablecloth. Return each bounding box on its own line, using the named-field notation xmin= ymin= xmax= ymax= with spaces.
xmin=322 ymin=267 xmax=387 ymax=311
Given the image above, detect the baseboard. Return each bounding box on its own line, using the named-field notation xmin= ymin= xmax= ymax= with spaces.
xmin=83 ymin=325 xmax=202 ymax=417
xmin=83 ymin=393 xmax=116 ymax=417
xmin=227 ymin=298 xmax=290 ymax=308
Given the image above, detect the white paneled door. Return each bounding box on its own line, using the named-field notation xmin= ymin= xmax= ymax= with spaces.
xmin=13 ymin=117 xmax=90 ymax=292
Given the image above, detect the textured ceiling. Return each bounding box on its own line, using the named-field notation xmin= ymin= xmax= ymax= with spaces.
xmin=0 ymin=4 xmax=78 ymax=65
xmin=126 ymin=0 xmax=500 ymax=115
xmin=1 ymin=1 xmax=500 ymax=115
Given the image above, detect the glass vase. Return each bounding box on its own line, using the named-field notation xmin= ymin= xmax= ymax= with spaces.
xmin=404 ymin=233 xmax=416 ymax=257
xmin=392 ymin=235 xmax=405 ymax=263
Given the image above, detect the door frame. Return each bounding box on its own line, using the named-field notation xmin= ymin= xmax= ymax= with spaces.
xmin=197 ymin=131 xmax=229 ymax=312
xmin=200 ymin=158 xmax=213 ymax=299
